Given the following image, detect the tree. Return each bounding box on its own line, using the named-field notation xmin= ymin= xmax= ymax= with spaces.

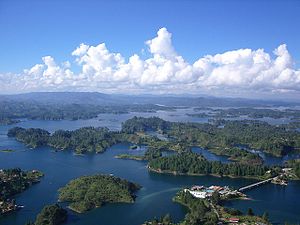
xmin=211 ymin=191 xmax=220 ymax=205
xmin=262 ymin=211 xmax=269 ymax=222
xmin=24 ymin=222 xmax=34 ymax=225
xmin=162 ymin=214 xmax=172 ymax=224
xmin=35 ymin=204 xmax=67 ymax=225
xmin=247 ymin=207 xmax=254 ymax=216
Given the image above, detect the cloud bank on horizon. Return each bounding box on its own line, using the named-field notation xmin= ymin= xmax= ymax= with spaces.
xmin=1 ymin=27 xmax=300 ymax=97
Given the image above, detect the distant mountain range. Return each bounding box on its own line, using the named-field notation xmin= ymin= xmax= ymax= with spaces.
xmin=0 ymin=92 xmax=298 ymax=107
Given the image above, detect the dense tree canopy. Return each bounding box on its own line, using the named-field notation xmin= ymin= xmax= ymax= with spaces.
xmin=58 ymin=174 xmax=141 ymax=213
xmin=148 ymin=152 xmax=271 ymax=178
xmin=34 ymin=204 xmax=67 ymax=225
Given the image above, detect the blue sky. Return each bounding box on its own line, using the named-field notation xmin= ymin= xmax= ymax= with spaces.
xmin=0 ymin=0 xmax=300 ymax=98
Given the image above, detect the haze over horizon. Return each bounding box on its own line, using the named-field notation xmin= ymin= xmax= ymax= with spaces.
xmin=1 ymin=0 xmax=300 ymax=100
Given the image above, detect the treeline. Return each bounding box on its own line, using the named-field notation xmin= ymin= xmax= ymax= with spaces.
xmin=286 ymin=160 xmax=300 ymax=178
xmin=7 ymin=125 xmax=185 ymax=156
xmin=25 ymin=204 xmax=68 ymax=225
xmin=0 ymin=100 xmax=175 ymax=123
xmin=148 ymin=153 xmax=271 ymax=178
xmin=58 ymin=174 xmax=141 ymax=213
xmin=122 ymin=116 xmax=171 ymax=134
xmin=123 ymin=117 xmax=300 ymax=157
xmin=8 ymin=116 xmax=300 ymax=158
xmin=0 ymin=118 xmax=20 ymax=125
xmin=209 ymin=147 xmax=263 ymax=165
xmin=176 ymin=191 xmax=219 ymax=225
xmin=210 ymin=107 xmax=300 ymax=119
xmin=0 ymin=168 xmax=43 ymax=216
xmin=8 ymin=127 xmax=122 ymax=154
xmin=0 ymin=168 xmax=43 ymax=200
xmin=143 ymin=189 xmax=270 ymax=225
xmin=8 ymin=127 xmax=50 ymax=148
xmin=169 ymin=120 xmax=300 ymax=157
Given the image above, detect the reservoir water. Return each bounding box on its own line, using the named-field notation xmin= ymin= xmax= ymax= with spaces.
xmin=0 ymin=110 xmax=300 ymax=225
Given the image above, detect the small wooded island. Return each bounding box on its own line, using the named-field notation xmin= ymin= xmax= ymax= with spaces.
xmin=58 ymin=174 xmax=141 ymax=213
xmin=0 ymin=168 xmax=43 ymax=216
xmin=25 ymin=204 xmax=68 ymax=225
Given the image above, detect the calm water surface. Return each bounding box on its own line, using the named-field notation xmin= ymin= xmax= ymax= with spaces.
xmin=0 ymin=110 xmax=299 ymax=225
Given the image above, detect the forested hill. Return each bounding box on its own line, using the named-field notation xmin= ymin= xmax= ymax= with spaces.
xmin=1 ymin=92 xmax=297 ymax=107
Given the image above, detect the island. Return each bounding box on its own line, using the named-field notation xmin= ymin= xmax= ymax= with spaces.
xmin=25 ymin=204 xmax=68 ymax=225
xmin=0 ymin=149 xmax=15 ymax=153
xmin=7 ymin=127 xmax=119 ymax=153
xmin=0 ymin=168 xmax=43 ymax=216
xmin=58 ymin=174 xmax=141 ymax=213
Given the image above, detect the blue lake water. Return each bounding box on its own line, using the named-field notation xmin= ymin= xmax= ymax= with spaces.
xmin=192 ymin=146 xmax=230 ymax=163
xmin=237 ymin=144 xmax=300 ymax=166
xmin=0 ymin=110 xmax=300 ymax=225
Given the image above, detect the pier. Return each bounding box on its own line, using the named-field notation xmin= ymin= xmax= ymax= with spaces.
xmin=238 ymin=177 xmax=277 ymax=192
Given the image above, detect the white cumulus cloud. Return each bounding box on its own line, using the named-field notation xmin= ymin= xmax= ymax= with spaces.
xmin=0 ymin=27 xmax=300 ymax=98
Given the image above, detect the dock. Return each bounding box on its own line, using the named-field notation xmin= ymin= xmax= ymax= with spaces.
xmin=238 ymin=177 xmax=277 ymax=192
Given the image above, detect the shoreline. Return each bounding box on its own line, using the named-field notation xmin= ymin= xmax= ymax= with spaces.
xmin=147 ymin=166 xmax=266 ymax=180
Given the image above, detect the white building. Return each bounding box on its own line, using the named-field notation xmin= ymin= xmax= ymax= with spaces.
xmin=184 ymin=189 xmax=207 ymax=199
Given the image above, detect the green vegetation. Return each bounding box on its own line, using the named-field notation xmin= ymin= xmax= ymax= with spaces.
xmin=0 ymin=149 xmax=15 ymax=153
xmin=143 ymin=190 xmax=270 ymax=225
xmin=115 ymin=154 xmax=145 ymax=161
xmin=174 ymin=191 xmax=218 ymax=225
xmin=121 ymin=116 xmax=171 ymax=134
xmin=186 ymin=113 xmax=210 ymax=118
xmin=8 ymin=127 xmax=120 ymax=154
xmin=170 ymin=119 xmax=300 ymax=157
xmin=0 ymin=100 xmax=175 ymax=123
xmin=122 ymin=117 xmax=300 ymax=157
xmin=209 ymin=147 xmax=263 ymax=165
xmin=207 ymin=107 xmax=300 ymax=120
xmin=28 ymin=204 xmax=68 ymax=225
xmin=286 ymin=159 xmax=300 ymax=178
xmin=58 ymin=174 xmax=141 ymax=213
xmin=48 ymin=127 xmax=119 ymax=154
xmin=142 ymin=214 xmax=174 ymax=225
xmin=10 ymin=116 xmax=300 ymax=158
xmin=0 ymin=168 xmax=43 ymax=200
xmin=0 ymin=168 xmax=43 ymax=215
xmin=0 ymin=118 xmax=20 ymax=125
xmin=148 ymin=152 xmax=273 ymax=179
xmin=8 ymin=127 xmax=50 ymax=148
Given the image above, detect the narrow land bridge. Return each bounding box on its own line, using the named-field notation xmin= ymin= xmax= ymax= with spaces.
xmin=238 ymin=176 xmax=278 ymax=192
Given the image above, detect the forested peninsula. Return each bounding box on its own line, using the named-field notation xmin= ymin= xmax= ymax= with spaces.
xmin=148 ymin=152 xmax=272 ymax=178
xmin=0 ymin=168 xmax=43 ymax=216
